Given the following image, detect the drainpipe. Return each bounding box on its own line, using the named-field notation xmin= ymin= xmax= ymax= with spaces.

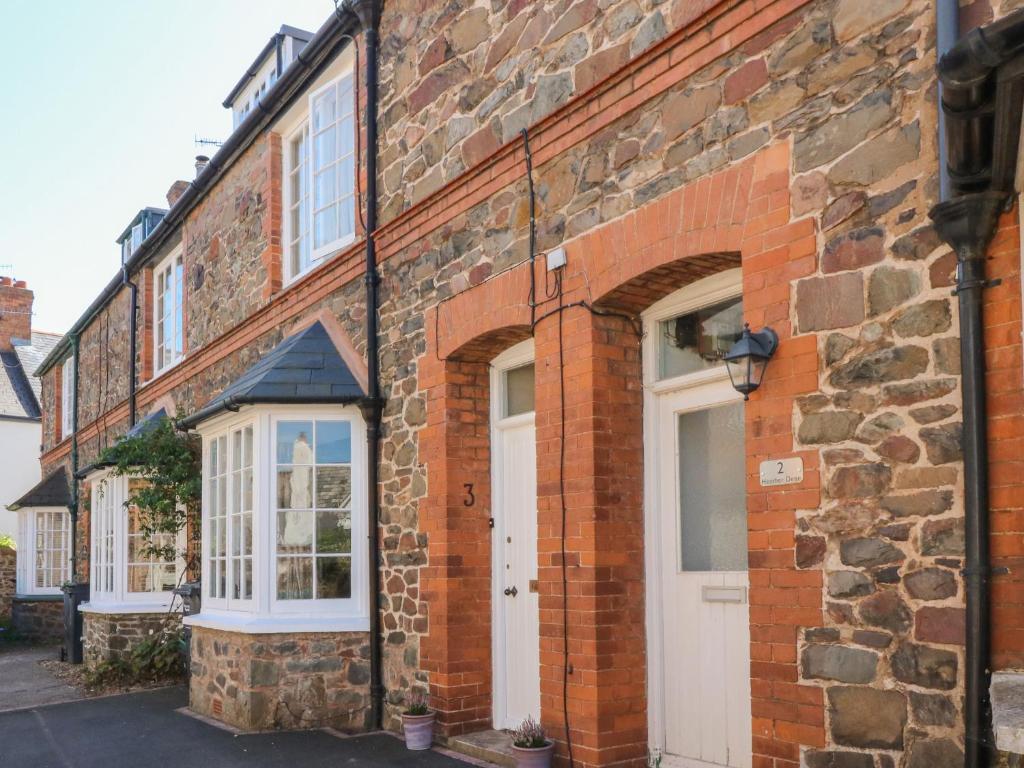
xmin=347 ymin=0 xmax=384 ymax=731
xmin=930 ymin=10 xmax=1024 ymax=765
xmin=930 ymin=192 xmax=1006 ymax=768
xmin=123 ymin=266 xmax=138 ymax=428
xmin=69 ymin=333 xmax=80 ymax=577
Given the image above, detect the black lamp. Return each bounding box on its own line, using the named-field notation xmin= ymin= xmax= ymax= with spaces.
xmin=724 ymin=324 xmax=778 ymax=400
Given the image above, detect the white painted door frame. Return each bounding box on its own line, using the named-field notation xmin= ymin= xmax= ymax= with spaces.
xmin=641 ymin=270 xmax=750 ymax=766
xmin=490 ymin=339 xmax=540 ymax=730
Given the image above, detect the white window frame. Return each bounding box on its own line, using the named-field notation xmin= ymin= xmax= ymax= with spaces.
xmin=280 ymin=60 xmax=357 ymax=286
xmin=187 ymin=405 xmax=369 ymax=634
xmin=203 ymin=420 xmax=257 ymax=613
xmin=16 ymin=507 xmax=70 ymax=596
xmin=153 ymin=247 xmax=185 ymax=376
xmin=60 ymin=359 xmax=74 ymax=440
xmin=82 ymin=470 xmax=185 ymax=614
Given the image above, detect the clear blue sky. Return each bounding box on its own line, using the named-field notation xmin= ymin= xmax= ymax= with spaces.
xmin=0 ymin=0 xmax=337 ymax=334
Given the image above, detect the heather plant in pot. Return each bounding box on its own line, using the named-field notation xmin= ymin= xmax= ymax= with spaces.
xmin=511 ymin=716 xmax=554 ymax=767
xmin=401 ymin=690 xmax=435 ymax=751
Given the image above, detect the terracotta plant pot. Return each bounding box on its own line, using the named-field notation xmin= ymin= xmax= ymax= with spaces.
xmin=401 ymin=712 xmax=436 ymax=750
xmin=512 ymin=741 xmax=555 ymax=767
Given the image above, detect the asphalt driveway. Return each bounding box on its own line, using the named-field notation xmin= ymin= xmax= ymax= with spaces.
xmin=0 ymin=686 xmax=483 ymax=768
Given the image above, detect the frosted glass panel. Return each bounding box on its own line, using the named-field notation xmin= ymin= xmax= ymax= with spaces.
xmin=678 ymin=402 xmax=747 ymax=571
xmin=504 ymin=363 xmax=535 ymax=417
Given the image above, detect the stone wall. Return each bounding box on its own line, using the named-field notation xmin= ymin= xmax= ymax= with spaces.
xmin=11 ymin=597 xmax=63 ymax=642
xmin=0 ymin=546 xmax=14 ymax=620
xmin=189 ymin=627 xmax=371 ymax=732
xmin=32 ymin=0 xmax=1024 ymax=763
xmin=82 ymin=611 xmax=180 ymax=669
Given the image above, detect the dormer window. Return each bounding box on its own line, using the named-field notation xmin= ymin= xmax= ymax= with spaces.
xmin=118 ymin=208 xmax=167 ymax=265
xmin=283 ymin=71 xmax=356 ymax=284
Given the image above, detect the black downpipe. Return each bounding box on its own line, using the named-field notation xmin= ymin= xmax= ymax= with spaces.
xmin=347 ymin=0 xmax=384 ymax=731
xmin=123 ymin=266 xmax=138 ymax=428
xmin=931 ymin=11 xmax=1024 ymax=767
xmin=69 ymin=334 xmax=80 ymax=576
xmin=930 ymin=192 xmax=1006 ymax=768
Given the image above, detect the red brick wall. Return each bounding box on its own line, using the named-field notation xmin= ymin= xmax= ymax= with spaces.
xmin=423 ymin=143 xmax=824 ymax=767
xmin=987 ymin=210 xmax=1024 ymax=668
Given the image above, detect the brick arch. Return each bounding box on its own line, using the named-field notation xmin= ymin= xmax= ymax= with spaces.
xmin=592 ymin=251 xmax=741 ymax=314
xmin=431 ymin=263 xmax=533 ymax=363
xmin=418 ymin=141 xmax=826 ymax=765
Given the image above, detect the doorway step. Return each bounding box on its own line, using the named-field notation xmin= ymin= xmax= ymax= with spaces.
xmin=444 ymin=729 xmax=516 ymax=767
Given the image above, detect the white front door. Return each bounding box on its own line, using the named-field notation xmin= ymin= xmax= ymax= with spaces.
xmin=491 ymin=342 xmax=541 ymax=730
xmin=655 ymin=379 xmax=751 ymax=768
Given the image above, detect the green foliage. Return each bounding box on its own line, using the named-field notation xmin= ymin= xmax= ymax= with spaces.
xmin=511 ymin=716 xmax=548 ymax=749
xmin=0 ymin=534 xmax=14 ymax=550
xmin=99 ymin=419 xmax=200 ymax=562
xmin=404 ymin=689 xmax=430 ymax=716
xmin=83 ymin=622 xmax=186 ymax=689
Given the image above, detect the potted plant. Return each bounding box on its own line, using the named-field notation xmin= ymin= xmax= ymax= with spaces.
xmin=401 ymin=691 xmax=435 ymax=750
xmin=511 ymin=716 xmax=554 ymax=767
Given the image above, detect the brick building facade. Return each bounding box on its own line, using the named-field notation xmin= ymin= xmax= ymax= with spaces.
xmin=32 ymin=0 xmax=1024 ymax=766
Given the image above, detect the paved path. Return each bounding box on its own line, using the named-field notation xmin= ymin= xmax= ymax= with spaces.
xmin=0 ymin=645 xmax=82 ymax=712
xmin=0 ymin=685 xmax=481 ymax=768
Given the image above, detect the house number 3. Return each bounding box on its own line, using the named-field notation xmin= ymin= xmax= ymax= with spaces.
xmin=463 ymin=483 xmax=475 ymax=507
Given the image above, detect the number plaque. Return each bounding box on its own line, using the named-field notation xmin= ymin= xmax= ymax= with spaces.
xmin=759 ymin=457 xmax=804 ymax=487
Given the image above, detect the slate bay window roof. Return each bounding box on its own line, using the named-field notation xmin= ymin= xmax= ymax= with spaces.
xmin=178 ymin=321 xmax=367 ymax=430
xmin=7 ymin=467 xmax=70 ymax=510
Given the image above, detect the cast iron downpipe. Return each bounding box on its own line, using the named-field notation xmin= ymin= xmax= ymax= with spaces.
xmin=122 ymin=266 xmax=138 ymax=428
xmin=69 ymin=333 xmax=80 ymax=575
xmin=346 ymin=0 xmax=385 ymax=731
xmin=931 ymin=9 xmax=1024 ymax=765
xmin=932 ymin=193 xmax=1006 ymax=768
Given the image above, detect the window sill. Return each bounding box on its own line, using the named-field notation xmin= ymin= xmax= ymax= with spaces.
xmin=14 ymin=593 xmax=63 ymax=602
xmin=183 ymin=611 xmax=370 ymax=634
xmin=151 ymin=357 xmax=184 ymax=383
xmin=79 ymin=600 xmax=178 ymax=615
xmin=282 ymin=235 xmax=358 ymax=290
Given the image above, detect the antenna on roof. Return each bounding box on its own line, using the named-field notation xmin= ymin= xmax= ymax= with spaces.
xmin=0 ymin=264 xmax=13 ymax=272
xmin=194 ymin=135 xmax=224 ymax=149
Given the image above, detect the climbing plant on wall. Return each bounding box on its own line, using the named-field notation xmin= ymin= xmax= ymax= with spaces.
xmin=99 ymin=419 xmax=201 ymax=563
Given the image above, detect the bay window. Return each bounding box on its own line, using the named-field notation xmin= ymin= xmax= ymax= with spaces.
xmin=188 ymin=406 xmax=367 ymax=632
xmin=154 ymin=248 xmax=184 ymax=374
xmin=283 ymin=70 xmax=356 ymax=283
xmin=83 ymin=471 xmax=184 ymax=612
xmin=16 ymin=508 xmax=70 ymax=595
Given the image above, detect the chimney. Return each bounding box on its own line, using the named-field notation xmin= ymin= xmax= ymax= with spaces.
xmin=166 ymin=180 xmax=191 ymax=207
xmin=0 ymin=277 xmax=33 ymax=351
xmin=194 ymin=155 xmax=210 ymax=177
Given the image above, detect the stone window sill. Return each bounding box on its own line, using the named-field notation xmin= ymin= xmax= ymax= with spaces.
xmin=14 ymin=593 xmax=63 ymax=602
xmin=993 ymin=672 xmax=1024 ymax=755
xmin=79 ymin=601 xmax=178 ymax=615
xmin=183 ymin=611 xmax=370 ymax=634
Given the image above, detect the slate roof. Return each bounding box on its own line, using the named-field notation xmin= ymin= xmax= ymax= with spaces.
xmin=0 ymin=331 xmax=60 ymax=420
xmin=125 ymin=407 xmax=169 ymax=439
xmin=7 ymin=467 xmax=70 ymax=510
xmin=178 ymin=321 xmax=367 ymax=429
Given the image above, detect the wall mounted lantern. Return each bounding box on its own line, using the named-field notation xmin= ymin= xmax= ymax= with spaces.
xmin=724 ymin=324 xmax=779 ymax=400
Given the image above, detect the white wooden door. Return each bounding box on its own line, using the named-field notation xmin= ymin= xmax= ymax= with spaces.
xmin=491 ymin=341 xmax=541 ymax=731
xmin=656 ymin=380 xmax=751 ymax=768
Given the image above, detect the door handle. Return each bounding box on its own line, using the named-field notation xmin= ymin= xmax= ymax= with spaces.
xmin=504 ymin=586 xmax=518 ymax=597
